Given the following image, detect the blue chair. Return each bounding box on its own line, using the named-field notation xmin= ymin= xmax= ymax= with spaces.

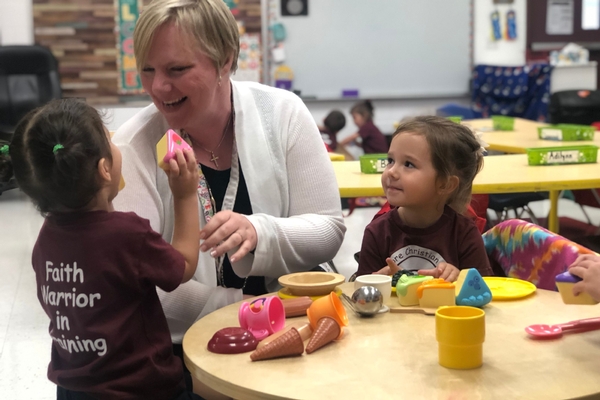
xmin=435 ymin=103 xmax=476 ymax=119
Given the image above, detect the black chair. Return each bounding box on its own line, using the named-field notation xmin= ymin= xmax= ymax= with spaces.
xmin=549 ymin=90 xmax=600 ymax=125
xmin=0 ymin=45 xmax=61 ymax=194
xmin=549 ymin=90 xmax=600 ymax=229
xmin=487 ymin=193 xmax=545 ymax=226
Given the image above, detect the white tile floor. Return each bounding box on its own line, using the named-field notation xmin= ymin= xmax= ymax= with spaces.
xmin=1 ymin=189 xmax=600 ymax=398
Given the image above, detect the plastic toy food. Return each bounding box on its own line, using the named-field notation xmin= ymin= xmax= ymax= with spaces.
xmin=257 ymin=322 xmax=313 ymax=350
xmin=282 ymin=296 xmax=313 ymax=317
xmin=239 ymin=296 xmax=286 ymax=340
xmin=391 ymin=269 xmax=416 ymax=287
xmin=156 ymin=129 xmax=192 ymax=170
xmin=556 ymin=271 xmax=599 ymax=305
xmin=396 ymin=275 xmax=433 ymax=306
xmin=306 ymin=292 xmax=348 ymax=339
xmin=250 ymin=327 xmax=304 ymax=361
xmin=207 ymin=327 xmax=258 ymax=354
xmin=454 ymin=269 xmax=492 ymax=307
xmin=417 ymin=279 xmax=456 ymax=309
xmin=306 ymin=317 xmax=341 ymax=354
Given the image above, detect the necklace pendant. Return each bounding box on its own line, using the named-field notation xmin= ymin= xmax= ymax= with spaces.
xmin=210 ymin=152 xmax=219 ymax=168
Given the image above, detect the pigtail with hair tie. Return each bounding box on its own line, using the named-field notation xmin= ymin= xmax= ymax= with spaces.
xmin=52 ymin=144 xmax=64 ymax=154
xmin=465 ymin=125 xmax=488 ymax=156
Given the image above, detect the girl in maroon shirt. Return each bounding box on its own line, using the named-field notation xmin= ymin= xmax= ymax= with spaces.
xmin=339 ymin=100 xmax=388 ymax=154
xmin=0 ymin=98 xmax=201 ymax=400
xmin=356 ymin=116 xmax=493 ymax=281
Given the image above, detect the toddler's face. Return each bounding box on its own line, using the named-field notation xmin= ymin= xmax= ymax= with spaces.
xmin=352 ymin=112 xmax=366 ymax=128
xmin=105 ymin=128 xmax=122 ymax=201
xmin=381 ymin=132 xmax=439 ymax=208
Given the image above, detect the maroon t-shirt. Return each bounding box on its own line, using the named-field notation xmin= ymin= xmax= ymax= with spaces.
xmin=357 ymin=205 xmax=493 ymax=277
xmin=32 ymin=211 xmax=186 ymax=400
xmin=358 ymin=120 xmax=388 ymax=154
xmin=320 ymin=127 xmax=337 ymax=151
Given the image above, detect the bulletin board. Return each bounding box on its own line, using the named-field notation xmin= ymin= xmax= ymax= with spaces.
xmin=279 ymin=0 xmax=472 ymax=99
xmin=116 ymin=0 xmax=143 ymax=94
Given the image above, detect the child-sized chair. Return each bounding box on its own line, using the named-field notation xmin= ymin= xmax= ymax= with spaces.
xmin=482 ymin=219 xmax=596 ymax=290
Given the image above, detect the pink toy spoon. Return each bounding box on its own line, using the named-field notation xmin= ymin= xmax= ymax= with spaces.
xmin=525 ymin=317 xmax=600 ymax=339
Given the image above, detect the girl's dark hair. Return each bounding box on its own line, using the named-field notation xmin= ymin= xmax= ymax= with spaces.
xmin=392 ymin=116 xmax=484 ymax=213
xmin=7 ymin=98 xmax=111 ymax=215
xmin=0 ymin=139 xmax=11 ymax=183
xmin=324 ymin=110 xmax=346 ymax=134
xmin=350 ymin=100 xmax=374 ymax=121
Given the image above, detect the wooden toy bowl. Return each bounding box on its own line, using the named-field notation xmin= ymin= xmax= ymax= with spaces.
xmin=278 ymin=272 xmax=345 ymax=297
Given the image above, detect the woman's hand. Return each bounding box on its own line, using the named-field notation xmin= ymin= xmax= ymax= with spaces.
xmin=569 ymin=254 xmax=600 ymax=302
xmin=418 ymin=262 xmax=460 ymax=282
xmin=200 ymin=210 xmax=257 ymax=263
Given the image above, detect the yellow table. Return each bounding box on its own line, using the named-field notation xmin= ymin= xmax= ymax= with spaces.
xmin=183 ymin=282 xmax=600 ymax=399
xmin=467 ymin=118 xmax=600 ymax=154
xmin=333 ymin=156 xmax=600 ymax=233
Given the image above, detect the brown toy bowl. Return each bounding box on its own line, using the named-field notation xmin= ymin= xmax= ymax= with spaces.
xmin=278 ymin=272 xmax=345 ymax=297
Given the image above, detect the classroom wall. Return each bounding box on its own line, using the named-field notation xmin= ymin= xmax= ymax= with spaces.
xmin=474 ymin=0 xmax=527 ymax=66
xmin=0 ymin=0 xmax=33 ymax=45
xmin=2 ymin=0 xmax=515 ymax=146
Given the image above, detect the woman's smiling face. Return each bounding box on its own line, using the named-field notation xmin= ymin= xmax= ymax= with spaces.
xmin=140 ymin=22 xmax=223 ymax=131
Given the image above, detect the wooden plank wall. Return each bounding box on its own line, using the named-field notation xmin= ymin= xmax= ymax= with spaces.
xmin=33 ymin=0 xmax=262 ymax=106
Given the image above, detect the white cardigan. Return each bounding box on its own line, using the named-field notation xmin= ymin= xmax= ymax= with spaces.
xmin=113 ymin=81 xmax=346 ymax=342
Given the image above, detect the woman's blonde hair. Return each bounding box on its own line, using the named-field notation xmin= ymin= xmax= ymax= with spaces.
xmin=134 ymin=0 xmax=240 ymax=73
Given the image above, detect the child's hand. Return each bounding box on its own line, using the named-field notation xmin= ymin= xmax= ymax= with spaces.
xmin=569 ymin=254 xmax=600 ymax=302
xmin=373 ymin=258 xmax=401 ymax=275
xmin=165 ymin=149 xmax=198 ymax=199
xmin=418 ymin=262 xmax=460 ymax=282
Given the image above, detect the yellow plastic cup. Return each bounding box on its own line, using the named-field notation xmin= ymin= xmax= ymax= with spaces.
xmin=435 ymin=306 xmax=485 ymax=369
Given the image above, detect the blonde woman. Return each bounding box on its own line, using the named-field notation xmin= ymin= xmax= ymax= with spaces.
xmin=112 ymin=0 xmax=345 ymax=390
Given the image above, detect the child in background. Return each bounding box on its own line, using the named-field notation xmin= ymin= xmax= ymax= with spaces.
xmin=339 ymin=100 xmax=388 ymax=154
xmin=319 ymin=110 xmax=346 ymax=152
xmin=0 ymin=99 xmax=201 ymax=400
xmin=568 ymin=254 xmax=600 ymax=302
xmin=355 ymin=116 xmax=493 ymax=281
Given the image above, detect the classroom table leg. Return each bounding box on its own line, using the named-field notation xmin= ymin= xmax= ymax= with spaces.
xmin=548 ymin=190 xmax=560 ymax=233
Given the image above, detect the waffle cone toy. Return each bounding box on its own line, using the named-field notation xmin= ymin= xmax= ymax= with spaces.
xmin=250 ymin=327 xmax=304 ymax=361
xmin=306 ymin=317 xmax=340 ymax=354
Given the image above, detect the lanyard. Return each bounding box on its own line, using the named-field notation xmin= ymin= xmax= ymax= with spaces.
xmin=196 ymin=137 xmax=241 ymax=287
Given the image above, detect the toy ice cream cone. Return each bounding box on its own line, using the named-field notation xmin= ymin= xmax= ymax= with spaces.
xmin=250 ymin=327 xmax=304 ymax=361
xmin=306 ymin=317 xmax=341 ymax=354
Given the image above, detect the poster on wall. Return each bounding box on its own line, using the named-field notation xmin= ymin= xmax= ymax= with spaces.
xmin=116 ymin=0 xmax=143 ymax=94
xmin=224 ymin=0 xmax=240 ymax=16
xmin=232 ymin=33 xmax=261 ymax=82
xmin=546 ymin=0 xmax=574 ymax=35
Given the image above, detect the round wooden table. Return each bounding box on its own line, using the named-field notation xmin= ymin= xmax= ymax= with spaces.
xmin=183 ymin=283 xmax=600 ymax=399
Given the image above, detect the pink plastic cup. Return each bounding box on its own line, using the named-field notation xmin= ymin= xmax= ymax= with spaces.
xmin=238 ymin=296 xmax=286 ymax=340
